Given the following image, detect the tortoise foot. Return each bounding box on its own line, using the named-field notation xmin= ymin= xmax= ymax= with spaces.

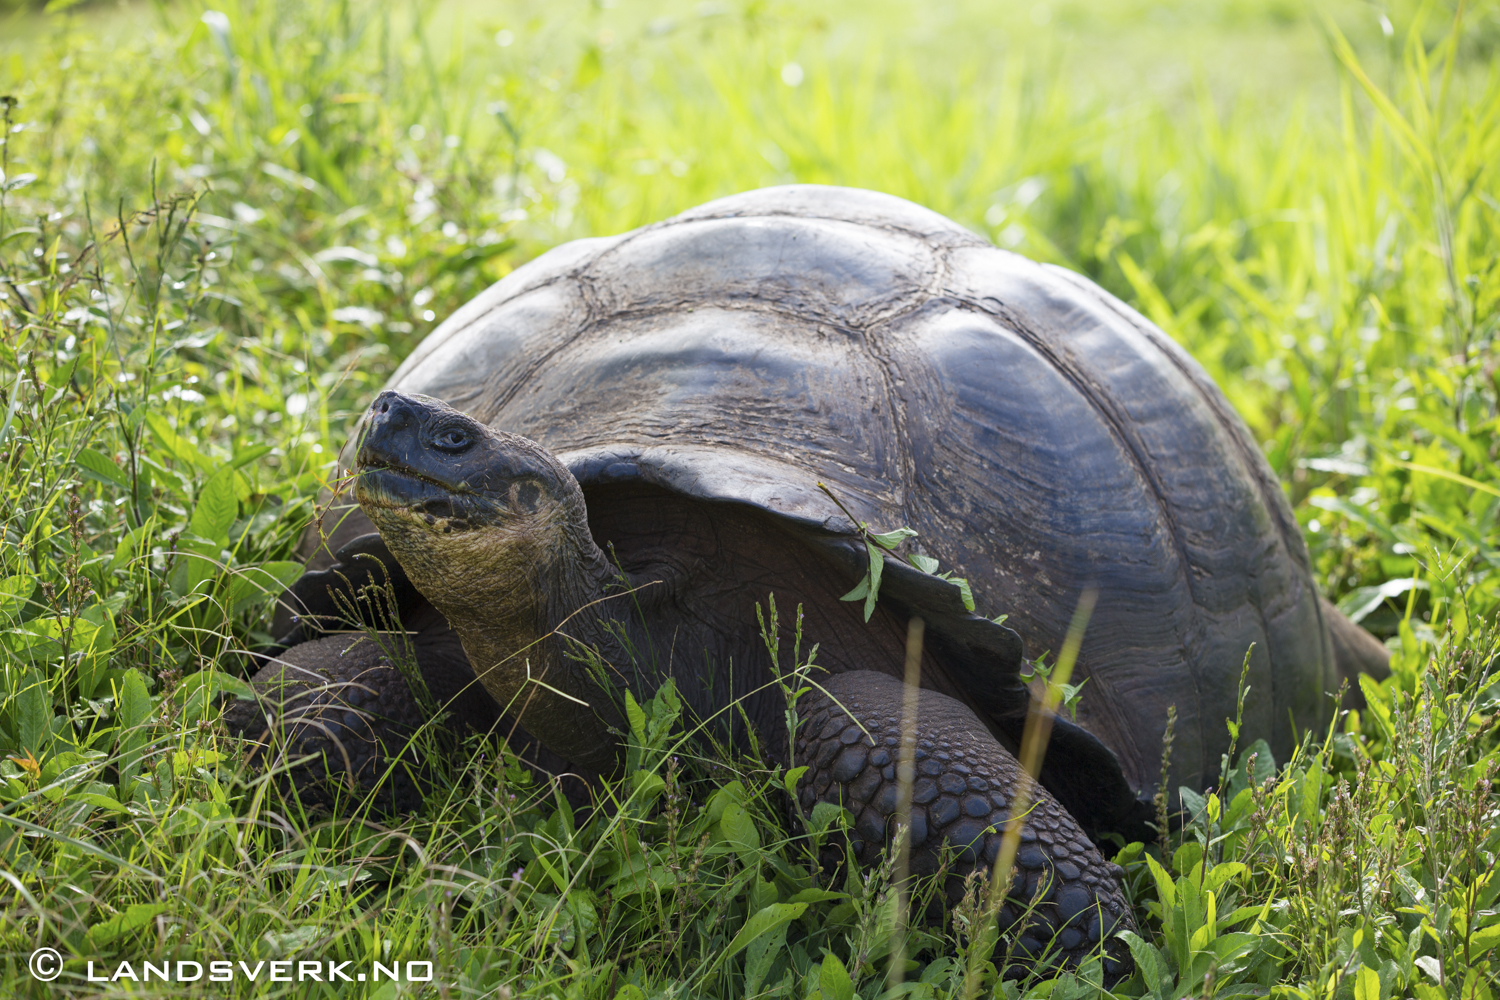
xmin=795 ymin=671 xmax=1133 ymax=982
xmin=224 ymin=634 xmax=432 ymax=811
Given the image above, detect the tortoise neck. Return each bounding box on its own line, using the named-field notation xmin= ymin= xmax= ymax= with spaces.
xmin=438 ymin=505 xmax=628 ymax=774
xmin=364 ymin=471 xmax=632 ymax=773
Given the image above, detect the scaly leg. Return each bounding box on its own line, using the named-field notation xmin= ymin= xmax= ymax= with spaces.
xmin=795 ymin=671 xmax=1133 ymax=978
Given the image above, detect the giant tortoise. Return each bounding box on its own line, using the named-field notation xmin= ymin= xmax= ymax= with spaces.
xmin=233 ymin=185 xmax=1389 ymax=974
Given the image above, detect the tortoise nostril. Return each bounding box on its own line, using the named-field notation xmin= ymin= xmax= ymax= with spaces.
xmin=379 ymin=400 xmax=390 ymax=413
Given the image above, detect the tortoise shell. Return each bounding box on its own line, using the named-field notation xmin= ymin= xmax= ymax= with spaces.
xmin=378 ymin=184 xmax=1334 ymax=805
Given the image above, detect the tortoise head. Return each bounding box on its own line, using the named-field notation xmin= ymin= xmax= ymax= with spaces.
xmin=352 ymin=390 xmax=623 ymax=771
xmin=351 ymin=391 xmax=592 ymax=625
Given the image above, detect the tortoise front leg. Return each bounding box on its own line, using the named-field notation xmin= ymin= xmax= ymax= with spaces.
xmin=795 ymin=671 xmax=1133 ymax=978
xmin=224 ymin=634 xmax=431 ymax=811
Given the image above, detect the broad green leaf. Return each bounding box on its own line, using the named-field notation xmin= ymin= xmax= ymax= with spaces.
xmin=74 ymin=605 xmax=116 ymax=699
xmin=810 ymin=800 xmax=850 ymax=834
xmin=230 ymin=444 xmax=273 ymax=469
xmin=1307 ymin=494 xmax=1398 ymax=543
xmin=1173 ymin=951 xmax=1217 ymax=1000
xmin=118 ymin=669 xmax=152 ymax=730
xmin=220 ymin=561 xmax=303 ymax=615
xmin=1338 ymin=577 xmax=1428 ymax=624
xmin=818 ymin=953 xmax=856 ymax=1000
xmin=7 ymin=667 xmax=50 ymax=755
xmin=743 ymin=918 xmax=790 ymax=996
xmin=551 ymin=783 xmax=575 ymax=837
xmin=74 ymin=448 xmax=131 ymax=489
xmin=870 ymin=526 xmax=917 ymax=549
xmin=191 ymin=466 xmax=239 ymax=546
xmin=1 ymin=172 xmax=36 ymax=192
xmin=908 ymin=552 xmax=940 ymax=574
xmin=1144 ymin=852 xmax=1176 ymax=908
xmin=6 ymin=616 xmax=68 ymax=665
xmin=78 ymin=792 xmax=131 ymax=815
xmin=1296 ymin=768 xmax=1323 ymax=827
xmin=838 ymin=541 xmax=886 ymax=620
xmin=171 ymin=748 xmax=224 ymax=776
xmin=630 ymin=769 xmax=665 ymax=806
xmin=1227 ymin=737 xmax=1276 ymax=795
xmin=44 ymin=354 xmax=81 ymax=404
xmin=87 ymin=902 xmax=168 ymax=947
xmin=1218 ymin=901 xmax=1271 ymax=933
xmin=116 ymin=669 xmax=153 ymax=790
xmin=1178 ymin=787 xmax=1208 ymax=828
xmin=38 ymin=750 xmax=95 ymax=784
xmin=748 ymin=876 xmax=779 ymax=915
xmin=1189 ymin=888 xmax=1217 ymax=951
xmin=529 ymin=851 xmax=569 ymax=895
xmin=713 ymin=902 xmax=807 ymax=973
xmin=720 ymin=801 xmax=761 ymax=869
xmin=144 ymin=411 xmax=212 ymax=470
xmin=839 ymin=575 xmax=870 ymax=602
xmin=1210 ymin=931 xmax=1262 ymax=965
xmin=0 ymin=574 xmax=33 ymax=623
xmin=1205 ymin=861 xmax=1248 ymax=894
xmin=953 ymin=575 xmax=974 ymax=611
xmin=862 ymin=540 xmax=884 ymax=621
xmin=705 ymin=780 xmax=747 ymax=822
xmin=174 ymin=670 xmax=256 ymax=727
xmin=434 ymin=238 xmax=517 ymax=277
xmin=573 ymin=44 xmax=603 ymax=88
xmin=624 ymin=690 xmax=647 ymax=742
xmin=168 ymin=535 xmax=222 ymax=598
xmin=1469 ymin=923 xmax=1500 ymax=955
xmin=783 ymin=765 xmax=809 ymax=797
xmin=110 ymin=521 xmax=156 ymax=574
xmin=1353 ymin=965 xmax=1381 ymax=1000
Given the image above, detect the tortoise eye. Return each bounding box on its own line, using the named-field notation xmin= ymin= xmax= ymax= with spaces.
xmin=433 ymin=427 xmax=472 ymax=453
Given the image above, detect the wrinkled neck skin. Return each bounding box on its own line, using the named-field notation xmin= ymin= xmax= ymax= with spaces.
xmin=366 ymin=489 xmax=635 ymax=775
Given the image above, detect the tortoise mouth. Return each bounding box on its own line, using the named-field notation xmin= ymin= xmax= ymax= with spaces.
xmin=355 ymin=465 xmax=480 ymax=518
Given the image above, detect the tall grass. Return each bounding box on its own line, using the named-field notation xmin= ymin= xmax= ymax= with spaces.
xmin=0 ymin=0 xmax=1497 ymax=997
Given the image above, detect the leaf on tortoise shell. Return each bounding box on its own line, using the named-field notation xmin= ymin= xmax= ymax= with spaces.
xmin=869 ymin=526 xmax=917 ymax=550
xmin=862 ymin=541 xmax=884 ymax=620
xmin=908 ymin=552 xmax=940 ymax=574
xmin=839 ymin=576 xmax=869 ymax=602
xmin=838 ymin=541 xmax=885 ymax=621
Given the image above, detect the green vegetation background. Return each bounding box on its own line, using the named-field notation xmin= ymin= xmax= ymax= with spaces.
xmin=0 ymin=0 xmax=1497 ymax=997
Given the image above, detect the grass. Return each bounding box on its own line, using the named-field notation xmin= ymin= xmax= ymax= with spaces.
xmin=0 ymin=0 xmax=1498 ymax=996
